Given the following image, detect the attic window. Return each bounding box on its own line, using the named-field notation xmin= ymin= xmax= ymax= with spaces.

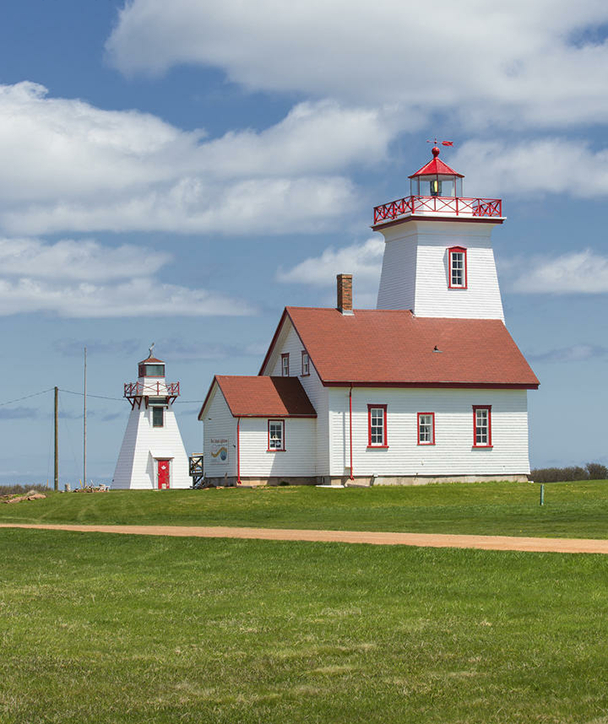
xmin=301 ymin=351 xmax=310 ymax=376
xmin=281 ymin=353 xmax=290 ymax=376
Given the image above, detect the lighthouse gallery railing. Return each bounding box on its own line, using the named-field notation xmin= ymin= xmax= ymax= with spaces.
xmin=373 ymin=195 xmax=502 ymax=225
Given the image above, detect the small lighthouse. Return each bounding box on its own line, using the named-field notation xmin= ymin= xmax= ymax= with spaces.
xmin=374 ymin=144 xmax=505 ymax=320
xmin=113 ymin=346 xmax=190 ymax=489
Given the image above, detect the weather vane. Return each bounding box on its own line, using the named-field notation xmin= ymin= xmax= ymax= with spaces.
xmin=427 ymin=138 xmax=454 ymax=147
xmin=148 ymin=342 xmax=155 ymax=359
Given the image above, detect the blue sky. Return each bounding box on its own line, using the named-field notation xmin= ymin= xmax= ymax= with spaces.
xmin=1 ymin=0 xmax=607 ymax=485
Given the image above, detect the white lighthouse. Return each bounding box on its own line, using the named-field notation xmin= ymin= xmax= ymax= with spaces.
xmin=375 ymin=144 xmax=505 ymax=320
xmin=112 ymin=347 xmax=190 ymax=489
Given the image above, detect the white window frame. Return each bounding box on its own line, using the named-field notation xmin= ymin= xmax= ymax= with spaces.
xmin=268 ymin=419 xmax=285 ymax=451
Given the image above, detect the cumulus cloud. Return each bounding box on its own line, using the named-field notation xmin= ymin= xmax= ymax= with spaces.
xmin=511 ymin=250 xmax=608 ymax=294
xmin=0 ymin=82 xmax=391 ymax=236
xmin=277 ymin=238 xmax=384 ymax=286
xmin=0 ymin=236 xmax=253 ymax=318
xmin=451 ymin=139 xmax=608 ymax=198
xmin=106 ymin=0 xmax=608 ymax=129
xmin=277 ymin=237 xmax=384 ymax=307
xmin=0 ymin=237 xmax=169 ymax=280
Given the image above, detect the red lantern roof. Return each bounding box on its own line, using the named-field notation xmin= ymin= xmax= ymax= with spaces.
xmin=138 ymin=356 xmax=164 ymax=365
xmin=409 ymin=146 xmax=464 ymax=179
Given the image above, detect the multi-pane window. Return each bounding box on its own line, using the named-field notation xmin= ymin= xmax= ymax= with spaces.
xmin=368 ymin=405 xmax=387 ymax=447
xmin=473 ymin=406 xmax=492 ymax=447
xmin=152 ymin=406 xmax=164 ymax=428
xmin=449 ymin=246 xmax=467 ymax=289
xmin=417 ymin=413 xmax=435 ymax=445
xmin=268 ymin=420 xmax=285 ymax=451
xmin=281 ymin=353 xmax=289 ymax=376
xmin=301 ymin=351 xmax=310 ymax=376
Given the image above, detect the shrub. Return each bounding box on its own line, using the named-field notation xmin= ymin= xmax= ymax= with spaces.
xmin=531 ymin=463 xmax=607 ymax=483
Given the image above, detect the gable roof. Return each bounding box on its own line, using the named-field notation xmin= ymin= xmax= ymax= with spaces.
xmin=261 ymin=307 xmax=539 ymax=389
xmin=199 ymin=375 xmax=317 ymax=420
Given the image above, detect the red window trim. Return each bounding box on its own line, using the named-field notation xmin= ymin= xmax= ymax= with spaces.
xmin=367 ymin=404 xmax=388 ymax=448
xmin=281 ymin=353 xmax=290 ymax=377
xmin=301 ymin=350 xmax=310 ymax=377
xmin=448 ymin=246 xmax=467 ymax=290
xmin=267 ymin=419 xmax=286 ymax=452
xmin=472 ymin=405 xmax=492 ymax=448
xmin=417 ymin=412 xmax=435 ymax=445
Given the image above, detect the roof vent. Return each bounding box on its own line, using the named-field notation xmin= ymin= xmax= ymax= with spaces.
xmin=337 ymin=274 xmax=353 ymax=315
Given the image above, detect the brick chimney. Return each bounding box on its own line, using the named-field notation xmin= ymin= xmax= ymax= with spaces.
xmin=336 ymin=274 xmax=353 ymax=315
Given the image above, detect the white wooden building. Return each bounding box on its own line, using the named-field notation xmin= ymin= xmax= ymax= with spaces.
xmin=113 ymin=351 xmax=190 ymax=489
xmin=199 ymin=147 xmax=539 ymax=486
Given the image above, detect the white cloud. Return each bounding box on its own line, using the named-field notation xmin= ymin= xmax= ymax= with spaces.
xmin=0 ymin=237 xmax=169 ymax=280
xmin=4 ymin=176 xmax=356 ymax=236
xmin=0 ymin=82 xmax=392 ymax=236
xmin=277 ymin=237 xmax=383 ymax=307
xmin=106 ymin=0 xmax=608 ymax=129
xmin=277 ymin=238 xmax=384 ymax=286
xmin=511 ymin=250 xmax=608 ymax=294
xmin=451 ymin=139 xmax=608 ymax=198
xmin=0 ymin=277 xmax=252 ymax=318
xmin=0 ymin=236 xmax=253 ymax=318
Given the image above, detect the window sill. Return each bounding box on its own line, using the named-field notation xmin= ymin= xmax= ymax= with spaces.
xmin=267 ymin=448 xmax=286 ymax=453
xmin=417 ymin=442 xmax=435 ymax=446
xmin=300 ymin=373 xmax=310 ymax=377
xmin=367 ymin=445 xmax=389 ymax=449
xmin=472 ymin=445 xmax=493 ymax=449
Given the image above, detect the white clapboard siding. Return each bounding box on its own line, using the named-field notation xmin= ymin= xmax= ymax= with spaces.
xmin=202 ymin=384 xmax=237 ymax=478
xmin=113 ymin=404 xmax=190 ymax=489
xmin=239 ymin=417 xmax=316 ymax=477
xmin=263 ymin=320 xmax=329 ymax=475
xmin=328 ymin=387 xmax=530 ymax=477
xmin=376 ymin=220 xmax=504 ymax=320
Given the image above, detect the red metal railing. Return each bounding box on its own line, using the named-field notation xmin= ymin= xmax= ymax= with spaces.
xmin=373 ymin=195 xmax=502 ymax=225
xmin=124 ymin=381 xmax=180 ymax=398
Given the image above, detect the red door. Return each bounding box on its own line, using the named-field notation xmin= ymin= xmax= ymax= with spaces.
xmin=157 ymin=459 xmax=170 ymax=489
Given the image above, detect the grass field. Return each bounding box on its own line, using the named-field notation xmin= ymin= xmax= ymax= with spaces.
xmin=1 ymin=527 xmax=608 ymax=723
xmin=1 ymin=480 xmax=608 ymax=539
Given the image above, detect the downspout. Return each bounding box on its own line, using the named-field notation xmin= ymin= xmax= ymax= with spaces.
xmin=236 ymin=417 xmax=241 ymax=485
xmin=349 ymin=385 xmax=354 ymax=481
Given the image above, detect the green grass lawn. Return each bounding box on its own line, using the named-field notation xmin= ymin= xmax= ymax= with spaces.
xmin=1 ymin=528 xmax=608 ymax=723
xmin=1 ymin=480 xmax=608 ymax=539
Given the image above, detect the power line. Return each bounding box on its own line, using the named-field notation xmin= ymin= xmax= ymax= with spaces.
xmin=59 ymin=388 xmax=123 ymax=402
xmin=0 ymin=388 xmax=54 ymax=407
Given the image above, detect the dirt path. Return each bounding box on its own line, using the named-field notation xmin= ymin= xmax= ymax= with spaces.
xmin=1 ymin=523 xmax=608 ymax=554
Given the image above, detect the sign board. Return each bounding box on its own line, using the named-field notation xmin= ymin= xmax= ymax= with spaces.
xmin=209 ymin=438 xmax=229 ymax=465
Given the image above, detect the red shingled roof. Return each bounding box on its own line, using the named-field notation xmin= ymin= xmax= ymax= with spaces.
xmin=262 ymin=308 xmax=539 ymax=388
xmin=199 ymin=375 xmax=317 ymax=420
xmin=138 ymin=356 xmax=164 ymax=365
xmin=409 ymin=156 xmax=464 ymax=178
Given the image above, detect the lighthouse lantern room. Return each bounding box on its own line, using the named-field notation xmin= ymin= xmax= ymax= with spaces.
xmin=113 ymin=347 xmax=190 ymax=489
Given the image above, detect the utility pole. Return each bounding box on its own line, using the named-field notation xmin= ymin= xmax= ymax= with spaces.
xmin=83 ymin=346 xmax=87 ymax=487
xmin=54 ymin=386 xmax=59 ymax=491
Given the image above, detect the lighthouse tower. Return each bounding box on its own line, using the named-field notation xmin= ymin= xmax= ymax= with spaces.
xmin=113 ymin=348 xmax=190 ymax=489
xmin=374 ymin=145 xmax=505 ymax=320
